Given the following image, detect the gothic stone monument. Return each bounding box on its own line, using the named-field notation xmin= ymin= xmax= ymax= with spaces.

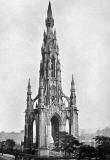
xmin=24 ymin=2 xmax=79 ymax=157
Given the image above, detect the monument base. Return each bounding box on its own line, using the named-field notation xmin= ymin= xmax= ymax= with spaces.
xmin=23 ymin=147 xmax=32 ymax=154
xmin=38 ymin=147 xmax=50 ymax=157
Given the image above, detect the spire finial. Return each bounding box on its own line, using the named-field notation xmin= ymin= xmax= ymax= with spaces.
xmin=27 ymin=78 xmax=31 ymax=93
xmin=54 ymin=29 xmax=56 ymax=39
xmin=46 ymin=1 xmax=54 ymax=28
xmin=43 ymin=30 xmax=46 ymax=42
xmin=28 ymin=78 xmax=30 ymax=86
xmin=70 ymin=74 xmax=76 ymax=106
xmin=71 ymin=74 xmax=75 ymax=91
xmin=71 ymin=74 xmax=74 ymax=85
xmin=47 ymin=1 xmax=52 ymax=17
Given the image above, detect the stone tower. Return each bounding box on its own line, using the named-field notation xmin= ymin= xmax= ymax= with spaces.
xmin=24 ymin=2 xmax=78 ymax=157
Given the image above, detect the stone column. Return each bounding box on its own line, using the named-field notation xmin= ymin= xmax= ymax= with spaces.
xmin=47 ymin=121 xmax=54 ymax=147
xmin=71 ymin=108 xmax=78 ymax=138
xmin=39 ymin=109 xmax=46 ymax=148
xmin=38 ymin=109 xmax=50 ymax=157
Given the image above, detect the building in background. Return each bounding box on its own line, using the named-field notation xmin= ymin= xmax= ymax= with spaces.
xmin=24 ymin=2 xmax=78 ymax=157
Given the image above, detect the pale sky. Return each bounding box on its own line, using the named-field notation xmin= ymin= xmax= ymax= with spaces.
xmin=0 ymin=0 xmax=110 ymax=132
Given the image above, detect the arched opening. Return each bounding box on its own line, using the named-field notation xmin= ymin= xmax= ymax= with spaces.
xmin=51 ymin=115 xmax=60 ymax=141
xmin=33 ymin=101 xmax=38 ymax=109
xmin=66 ymin=119 xmax=69 ymax=134
xmin=33 ymin=120 xmax=36 ymax=144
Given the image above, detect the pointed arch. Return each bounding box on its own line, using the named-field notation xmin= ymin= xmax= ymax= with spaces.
xmin=33 ymin=120 xmax=36 ymax=143
xmin=50 ymin=112 xmax=62 ymax=125
xmin=65 ymin=119 xmax=69 ymax=133
xmin=50 ymin=113 xmax=61 ymax=141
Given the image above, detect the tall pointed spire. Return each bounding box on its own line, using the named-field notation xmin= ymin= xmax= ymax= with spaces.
xmin=47 ymin=1 xmax=52 ymax=18
xmin=46 ymin=1 xmax=54 ymax=28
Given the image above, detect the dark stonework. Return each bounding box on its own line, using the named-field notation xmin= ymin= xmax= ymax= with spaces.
xmin=24 ymin=2 xmax=79 ymax=157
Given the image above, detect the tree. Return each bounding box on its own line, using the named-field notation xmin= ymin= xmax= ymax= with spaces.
xmin=0 ymin=141 xmax=5 ymax=155
xmin=5 ymin=139 xmax=15 ymax=151
xmin=54 ymin=131 xmax=80 ymax=157
xmin=78 ymin=144 xmax=95 ymax=160
xmin=94 ymin=136 xmax=110 ymax=159
xmin=95 ymin=136 xmax=110 ymax=145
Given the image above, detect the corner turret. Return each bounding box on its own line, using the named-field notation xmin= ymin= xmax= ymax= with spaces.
xmin=70 ymin=74 xmax=76 ymax=106
xmin=27 ymin=79 xmax=33 ymax=111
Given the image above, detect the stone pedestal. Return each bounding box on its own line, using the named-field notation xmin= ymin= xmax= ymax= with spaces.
xmin=38 ymin=148 xmax=50 ymax=157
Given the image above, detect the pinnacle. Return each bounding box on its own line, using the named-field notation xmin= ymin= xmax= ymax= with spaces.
xmin=71 ymin=74 xmax=75 ymax=92
xmin=47 ymin=1 xmax=52 ymax=17
xmin=54 ymin=29 xmax=56 ymax=39
xmin=71 ymin=74 xmax=74 ymax=85
xmin=43 ymin=30 xmax=46 ymax=40
xmin=28 ymin=78 xmax=31 ymax=90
